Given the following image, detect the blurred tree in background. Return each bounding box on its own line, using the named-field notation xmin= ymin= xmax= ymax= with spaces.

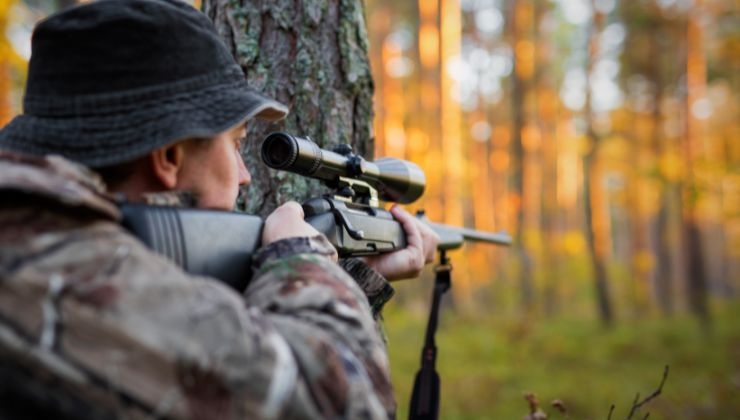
xmin=2 ymin=0 xmax=738 ymax=418
xmin=362 ymin=0 xmax=737 ymax=324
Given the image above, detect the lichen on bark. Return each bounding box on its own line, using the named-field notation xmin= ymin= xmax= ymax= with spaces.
xmin=204 ymin=0 xmax=375 ymax=216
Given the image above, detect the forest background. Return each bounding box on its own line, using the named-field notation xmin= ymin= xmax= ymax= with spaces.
xmin=1 ymin=0 xmax=738 ymax=418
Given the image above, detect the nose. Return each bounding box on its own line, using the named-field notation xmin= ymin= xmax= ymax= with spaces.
xmin=237 ymin=155 xmax=251 ymax=186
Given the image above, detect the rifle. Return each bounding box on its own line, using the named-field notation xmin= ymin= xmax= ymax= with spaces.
xmin=122 ymin=133 xmax=512 ymax=420
xmin=260 ymin=132 xmax=512 ymax=253
xmin=122 ymin=132 xmax=510 ymax=290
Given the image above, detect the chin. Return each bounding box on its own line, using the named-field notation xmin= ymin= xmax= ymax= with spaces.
xmin=209 ymin=204 xmax=235 ymax=211
xmin=196 ymin=199 xmax=234 ymax=211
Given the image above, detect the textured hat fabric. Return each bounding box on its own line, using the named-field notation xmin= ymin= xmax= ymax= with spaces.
xmin=0 ymin=0 xmax=288 ymax=167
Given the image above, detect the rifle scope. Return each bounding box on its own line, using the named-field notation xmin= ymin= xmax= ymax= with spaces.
xmin=261 ymin=132 xmax=426 ymax=204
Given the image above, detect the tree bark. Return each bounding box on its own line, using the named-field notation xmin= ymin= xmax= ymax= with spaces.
xmin=507 ymin=0 xmax=535 ymax=313
xmin=647 ymin=32 xmax=676 ymax=316
xmin=682 ymin=6 xmax=711 ymax=325
xmin=56 ymin=0 xmax=78 ymax=10
xmin=533 ymin=1 xmax=559 ymax=317
xmin=203 ymin=0 xmax=375 ymax=216
xmin=584 ymin=3 xmax=614 ymax=326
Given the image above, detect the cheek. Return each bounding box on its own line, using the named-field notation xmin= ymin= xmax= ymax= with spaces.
xmin=192 ymin=145 xmax=241 ymax=209
xmin=212 ymin=144 xmax=240 ymax=184
xmin=214 ymin=149 xmax=241 ymax=206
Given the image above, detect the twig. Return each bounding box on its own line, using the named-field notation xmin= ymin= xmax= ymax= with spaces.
xmin=625 ymin=365 xmax=670 ymax=419
xmin=607 ymin=404 xmax=615 ymax=420
xmin=525 ymin=392 xmax=539 ymax=414
xmin=551 ymin=399 xmax=570 ymax=419
xmin=524 ymin=393 xmax=548 ymax=420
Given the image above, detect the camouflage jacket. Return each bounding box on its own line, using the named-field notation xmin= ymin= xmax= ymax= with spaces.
xmin=0 ymin=152 xmax=397 ymax=419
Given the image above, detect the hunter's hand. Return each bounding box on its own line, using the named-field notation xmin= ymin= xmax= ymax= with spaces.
xmin=262 ymin=202 xmax=337 ymax=261
xmin=360 ymin=205 xmax=439 ymax=281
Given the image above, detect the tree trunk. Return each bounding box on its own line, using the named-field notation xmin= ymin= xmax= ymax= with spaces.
xmin=584 ymin=3 xmax=614 ymax=326
xmin=682 ymin=6 xmax=711 ymax=325
xmin=507 ymin=0 xmax=534 ymax=313
xmin=647 ymin=33 xmax=675 ymax=316
xmin=203 ymin=0 xmax=375 ymax=217
xmin=56 ymin=0 xmax=78 ymax=10
xmin=653 ymin=200 xmax=675 ymax=314
xmin=583 ymin=149 xmax=613 ymax=325
xmin=532 ymin=0 xmax=559 ymax=317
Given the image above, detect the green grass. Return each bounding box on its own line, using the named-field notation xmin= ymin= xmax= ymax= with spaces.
xmin=384 ymin=298 xmax=740 ymax=419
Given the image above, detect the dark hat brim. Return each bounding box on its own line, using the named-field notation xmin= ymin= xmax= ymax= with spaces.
xmin=0 ymin=75 xmax=288 ymax=168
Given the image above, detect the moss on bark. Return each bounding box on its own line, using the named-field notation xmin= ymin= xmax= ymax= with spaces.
xmin=204 ymin=0 xmax=374 ymax=216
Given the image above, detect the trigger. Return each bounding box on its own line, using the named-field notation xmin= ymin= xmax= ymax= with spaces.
xmin=333 ymin=210 xmax=365 ymax=240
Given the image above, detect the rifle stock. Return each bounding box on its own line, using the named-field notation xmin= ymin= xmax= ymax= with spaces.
xmin=121 ymin=204 xmax=262 ymax=292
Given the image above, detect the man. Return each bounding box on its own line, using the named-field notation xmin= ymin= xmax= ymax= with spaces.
xmin=0 ymin=0 xmax=438 ymax=418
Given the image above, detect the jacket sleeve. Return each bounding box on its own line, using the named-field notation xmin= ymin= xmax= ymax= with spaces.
xmin=242 ymin=235 xmax=396 ymax=418
xmin=9 ymin=226 xmax=397 ymax=419
xmin=339 ymin=258 xmax=395 ymax=320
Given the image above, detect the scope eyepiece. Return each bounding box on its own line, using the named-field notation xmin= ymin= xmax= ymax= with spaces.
xmin=261 ymin=132 xmax=426 ymax=204
xmin=261 ymin=132 xmax=324 ymax=175
xmin=261 ymin=133 xmax=297 ymax=168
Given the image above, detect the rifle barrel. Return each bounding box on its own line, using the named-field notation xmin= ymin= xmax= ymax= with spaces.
xmin=420 ymin=219 xmax=512 ymax=250
xmin=430 ymin=223 xmax=512 ymax=245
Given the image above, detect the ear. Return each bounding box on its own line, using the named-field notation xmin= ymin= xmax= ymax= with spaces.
xmin=149 ymin=142 xmax=185 ymax=189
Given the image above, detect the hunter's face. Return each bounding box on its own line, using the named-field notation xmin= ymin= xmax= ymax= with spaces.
xmin=176 ymin=124 xmax=251 ymax=210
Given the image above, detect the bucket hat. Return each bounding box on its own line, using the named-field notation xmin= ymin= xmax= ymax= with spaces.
xmin=0 ymin=0 xmax=287 ymax=167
